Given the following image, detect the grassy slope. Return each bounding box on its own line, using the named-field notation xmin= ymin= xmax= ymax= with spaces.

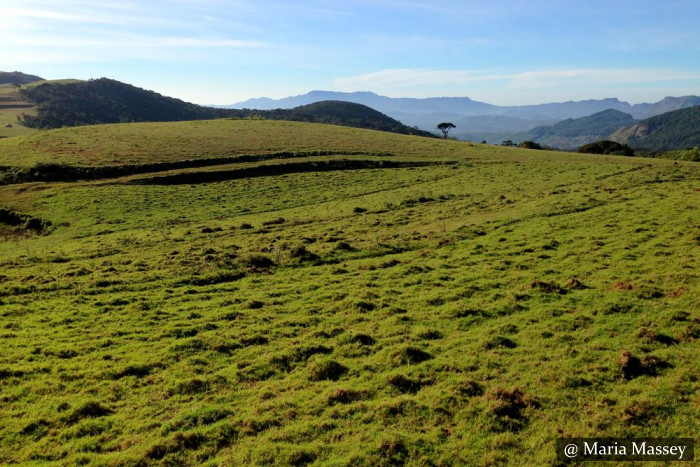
xmin=0 ymin=119 xmax=461 ymax=168
xmin=612 ymin=105 xmax=700 ymax=152
xmin=518 ymin=109 xmax=638 ymax=149
xmin=0 ymin=120 xmax=698 ymax=465
xmin=0 ymin=84 xmax=38 ymax=138
xmin=0 ymin=80 xmax=80 ymax=138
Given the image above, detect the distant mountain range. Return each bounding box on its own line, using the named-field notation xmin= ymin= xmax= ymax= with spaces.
xmin=226 ymin=91 xmax=700 ymax=140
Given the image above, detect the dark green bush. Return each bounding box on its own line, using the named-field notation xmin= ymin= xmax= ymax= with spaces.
xmin=517 ymin=141 xmax=543 ymax=150
xmin=578 ymin=140 xmax=635 ymax=157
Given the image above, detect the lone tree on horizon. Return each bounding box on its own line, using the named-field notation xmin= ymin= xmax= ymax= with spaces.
xmin=437 ymin=122 xmax=456 ymax=139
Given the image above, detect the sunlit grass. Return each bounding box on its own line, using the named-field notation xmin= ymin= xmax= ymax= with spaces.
xmin=0 ymin=120 xmax=698 ymax=465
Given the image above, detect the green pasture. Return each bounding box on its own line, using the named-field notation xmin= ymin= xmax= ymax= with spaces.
xmin=0 ymin=120 xmax=698 ymax=465
xmin=0 ymin=83 xmax=37 ymax=138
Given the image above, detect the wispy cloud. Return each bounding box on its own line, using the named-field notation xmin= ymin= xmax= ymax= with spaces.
xmin=506 ymin=69 xmax=700 ymax=89
xmin=6 ymin=34 xmax=268 ymax=50
xmin=2 ymin=7 xmax=105 ymax=22
xmin=1 ymin=1 xmax=697 ymax=104
xmin=332 ymin=67 xmax=700 ymax=104
xmin=334 ymin=69 xmax=508 ymax=90
xmin=0 ymin=0 xmax=272 ymax=68
xmin=0 ymin=2 xmax=158 ymax=27
xmin=335 ymin=68 xmax=700 ymax=93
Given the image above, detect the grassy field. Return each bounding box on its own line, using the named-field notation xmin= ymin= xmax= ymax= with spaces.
xmin=0 ymin=83 xmax=38 ymax=139
xmin=0 ymin=80 xmax=84 ymax=139
xmin=0 ymin=120 xmax=698 ymax=465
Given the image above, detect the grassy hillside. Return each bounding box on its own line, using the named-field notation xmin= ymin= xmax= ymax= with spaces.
xmin=0 ymin=84 xmax=39 ymax=138
xmin=19 ymin=78 xmax=227 ymax=128
xmin=263 ymin=101 xmax=434 ymax=137
xmin=0 ymin=76 xmax=78 ymax=138
xmin=0 ymin=119 xmax=468 ymax=170
xmin=612 ymin=105 xmax=700 ymax=152
xmin=519 ymin=109 xmax=638 ymax=149
xmin=0 ymin=120 xmax=698 ymax=465
xmin=17 ymin=79 xmax=432 ymax=137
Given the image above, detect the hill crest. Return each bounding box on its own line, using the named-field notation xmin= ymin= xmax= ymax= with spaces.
xmin=18 ymin=78 xmax=433 ymax=137
xmin=0 ymin=71 xmax=44 ymax=85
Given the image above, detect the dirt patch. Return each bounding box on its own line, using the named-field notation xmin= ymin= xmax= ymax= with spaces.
xmin=308 ymin=359 xmax=348 ymax=381
xmin=618 ymin=350 xmax=672 ymax=379
xmin=391 ymin=346 xmax=433 ymax=365
xmin=529 ymin=279 xmax=566 ymax=294
xmin=681 ymin=319 xmax=700 ymax=341
xmin=387 ymin=374 xmax=431 ymax=394
xmin=486 ymin=387 xmax=538 ymax=432
xmin=454 ymin=380 xmax=484 ymax=397
xmin=564 ymin=277 xmax=589 ymax=290
xmin=328 ymin=388 xmax=370 ymax=405
xmin=667 ymin=286 xmax=688 ymax=298
xmin=611 ymin=281 xmax=635 ymax=291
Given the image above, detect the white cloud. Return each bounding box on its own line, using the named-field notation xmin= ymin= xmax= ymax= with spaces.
xmin=1 ymin=7 xmax=100 ymax=22
xmin=506 ymin=69 xmax=700 ymax=89
xmin=0 ymin=0 xmax=271 ymax=69
xmin=333 ymin=68 xmax=700 ymax=102
xmin=0 ymin=3 xmax=150 ymax=26
xmin=334 ymin=69 xmax=508 ymax=90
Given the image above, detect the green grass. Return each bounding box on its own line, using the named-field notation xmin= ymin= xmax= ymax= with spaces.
xmin=0 ymin=80 xmax=83 ymax=138
xmin=0 ymin=84 xmax=37 ymax=138
xmin=0 ymin=120 xmax=698 ymax=465
xmin=0 ymin=118 xmax=651 ymax=168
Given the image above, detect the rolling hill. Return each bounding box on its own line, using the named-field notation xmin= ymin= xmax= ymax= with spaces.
xmin=611 ymin=105 xmax=700 ymax=152
xmin=262 ymin=101 xmax=434 ymax=137
xmin=0 ymin=71 xmax=44 ymax=85
xmin=11 ymin=73 xmax=698 ymax=147
xmin=0 ymin=80 xmax=39 ymax=138
xmin=19 ymin=78 xmax=227 ymax=128
xmin=515 ymin=109 xmax=639 ymax=149
xmin=18 ymin=78 xmax=433 ymax=137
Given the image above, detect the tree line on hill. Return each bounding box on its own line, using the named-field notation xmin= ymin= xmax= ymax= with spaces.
xmin=0 ymin=71 xmax=44 ymax=85
xmin=609 ymin=105 xmax=700 ymax=153
xmin=480 ymin=105 xmax=699 ymax=160
xmin=18 ymin=79 xmax=435 ymax=137
xmin=19 ymin=79 xmax=223 ymax=127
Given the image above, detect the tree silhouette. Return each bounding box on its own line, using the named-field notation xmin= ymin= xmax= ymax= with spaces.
xmin=437 ymin=122 xmax=456 ymax=139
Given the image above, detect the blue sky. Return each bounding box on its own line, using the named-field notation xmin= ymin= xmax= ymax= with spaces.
xmin=1 ymin=0 xmax=698 ymax=105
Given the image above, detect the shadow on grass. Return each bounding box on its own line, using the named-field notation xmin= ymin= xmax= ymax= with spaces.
xmin=131 ymin=160 xmax=452 ymax=186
